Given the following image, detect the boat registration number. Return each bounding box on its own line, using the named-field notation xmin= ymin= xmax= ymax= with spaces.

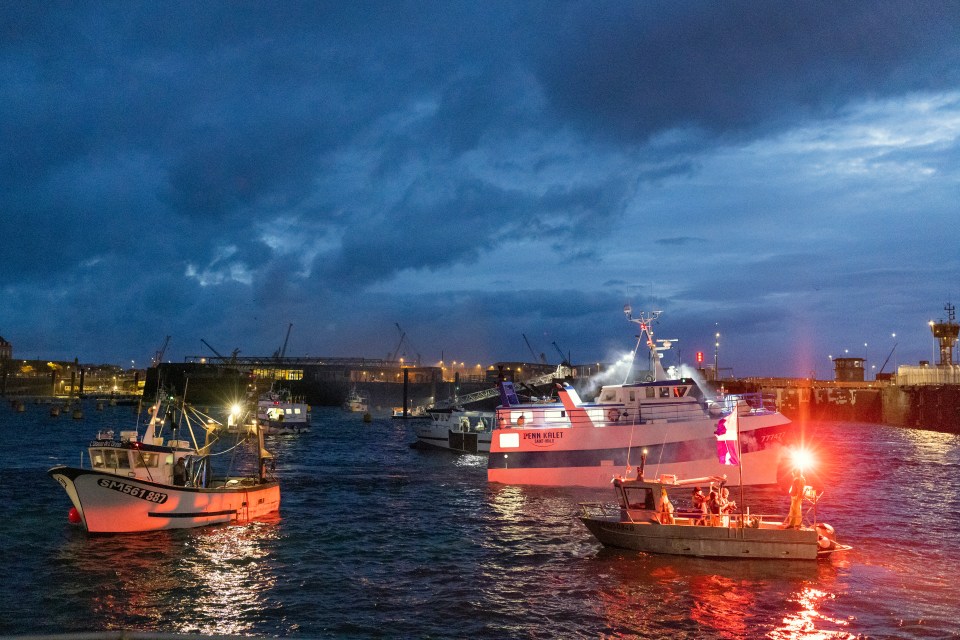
xmin=97 ymin=479 xmax=169 ymax=504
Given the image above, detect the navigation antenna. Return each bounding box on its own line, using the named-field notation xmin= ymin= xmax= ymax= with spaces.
xmin=623 ymin=305 xmax=666 ymax=384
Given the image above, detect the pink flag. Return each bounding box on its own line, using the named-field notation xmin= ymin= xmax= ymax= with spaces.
xmin=714 ymin=410 xmax=739 ymax=465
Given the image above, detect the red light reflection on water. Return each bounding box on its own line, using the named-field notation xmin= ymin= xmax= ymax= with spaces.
xmin=688 ymin=573 xmax=753 ymax=639
xmin=590 ymin=553 xmax=856 ymax=639
xmin=768 ymin=584 xmax=855 ymax=640
xmin=56 ymin=517 xmax=282 ymax=634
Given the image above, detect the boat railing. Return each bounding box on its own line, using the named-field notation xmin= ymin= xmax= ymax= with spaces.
xmin=578 ymin=502 xmax=622 ymax=519
xmin=581 ymin=503 xmax=798 ymax=529
xmin=717 ymin=392 xmax=778 ymax=414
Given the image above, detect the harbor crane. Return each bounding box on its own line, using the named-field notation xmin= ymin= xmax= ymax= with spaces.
xmin=200 ymin=339 xmax=240 ymax=364
xmin=522 ymin=333 xmax=547 ymax=364
xmin=390 ymin=323 xmax=421 ymax=365
xmin=152 ymin=336 xmax=171 ymax=367
xmin=877 ymin=342 xmax=898 ymax=375
xmin=552 ymin=341 xmax=570 ymax=366
xmin=273 ymin=323 xmax=293 ymax=359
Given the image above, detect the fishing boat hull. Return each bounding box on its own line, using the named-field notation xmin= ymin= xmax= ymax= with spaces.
xmin=488 ymin=413 xmax=792 ymax=488
xmin=416 ymin=410 xmax=494 ymax=453
xmin=579 ymin=515 xmax=821 ymax=560
xmin=263 ymin=422 xmax=310 ymax=435
xmin=49 ymin=466 xmax=280 ymax=534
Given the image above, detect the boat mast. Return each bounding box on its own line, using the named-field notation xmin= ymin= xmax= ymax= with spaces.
xmin=622 ymin=306 xmax=667 ymax=383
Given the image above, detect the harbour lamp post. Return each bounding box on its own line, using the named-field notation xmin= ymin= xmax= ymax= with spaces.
xmin=714 ymin=332 xmax=720 ymax=381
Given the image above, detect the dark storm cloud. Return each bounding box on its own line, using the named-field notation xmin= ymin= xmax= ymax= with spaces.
xmin=1 ymin=1 xmax=959 ymax=371
xmin=534 ymin=1 xmax=960 ymax=141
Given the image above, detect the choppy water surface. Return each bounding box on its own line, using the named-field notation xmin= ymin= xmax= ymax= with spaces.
xmin=1 ymin=402 xmax=958 ymax=639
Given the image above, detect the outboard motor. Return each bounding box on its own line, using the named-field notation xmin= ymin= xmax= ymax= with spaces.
xmin=816 ymin=522 xmax=837 ymax=551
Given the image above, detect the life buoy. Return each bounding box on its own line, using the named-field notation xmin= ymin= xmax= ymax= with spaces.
xmin=607 ymin=408 xmax=620 ymax=422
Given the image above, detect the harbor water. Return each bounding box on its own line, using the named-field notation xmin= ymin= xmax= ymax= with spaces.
xmin=1 ymin=402 xmax=958 ymax=639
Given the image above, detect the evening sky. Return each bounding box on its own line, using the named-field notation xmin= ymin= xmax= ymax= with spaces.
xmin=2 ymin=2 xmax=959 ymax=377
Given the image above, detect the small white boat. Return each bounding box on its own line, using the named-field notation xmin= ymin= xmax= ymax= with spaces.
xmin=415 ymin=408 xmax=494 ymax=453
xmin=578 ymin=473 xmax=850 ymax=560
xmin=48 ymin=396 xmax=280 ymax=534
xmin=343 ymin=387 xmax=370 ymax=413
xmin=258 ymin=385 xmax=310 ymax=432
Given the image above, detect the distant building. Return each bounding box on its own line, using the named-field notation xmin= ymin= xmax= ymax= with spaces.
xmin=0 ymin=335 xmax=11 ymax=361
xmin=833 ymin=357 xmax=865 ymax=382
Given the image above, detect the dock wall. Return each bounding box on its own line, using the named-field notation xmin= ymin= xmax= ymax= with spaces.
xmin=736 ymin=378 xmax=960 ymax=434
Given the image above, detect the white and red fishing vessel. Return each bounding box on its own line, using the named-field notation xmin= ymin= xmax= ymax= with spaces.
xmin=49 ymin=394 xmax=280 ymax=534
xmin=488 ymin=307 xmax=796 ymax=488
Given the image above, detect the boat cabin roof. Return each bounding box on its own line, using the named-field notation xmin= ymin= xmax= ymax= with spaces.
xmin=613 ymin=474 xmax=727 ymax=492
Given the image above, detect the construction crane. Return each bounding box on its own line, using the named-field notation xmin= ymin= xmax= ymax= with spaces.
xmin=274 ymin=323 xmax=293 ymax=359
xmin=877 ymin=342 xmax=898 ymax=375
xmin=389 ymin=323 xmax=406 ymax=362
xmin=200 ymin=339 xmax=239 ymax=364
xmin=552 ymin=341 xmax=569 ymax=366
xmin=152 ymin=336 xmax=171 ymax=367
xmin=390 ymin=323 xmax=421 ymax=365
xmin=522 ymin=334 xmax=547 ymax=364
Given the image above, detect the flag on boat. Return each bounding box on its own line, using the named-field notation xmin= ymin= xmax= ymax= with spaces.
xmin=714 ymin=410 xmax=739 ymax=465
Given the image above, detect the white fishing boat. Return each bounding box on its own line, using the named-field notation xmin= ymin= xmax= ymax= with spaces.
xmin=258 ymin=384 xmax=310 ymax=433
xmin=488 ymin=307 xmax=796 ymax=488
xmin=578 ymin=471 xmax=850 ymax=560
xmin=48 ymin=395 xmax=280 ymax=534
xmin=343 ymin=387 xmax=370 ymax=413
xmin=415 ymin=407 xmax=494 ymax=453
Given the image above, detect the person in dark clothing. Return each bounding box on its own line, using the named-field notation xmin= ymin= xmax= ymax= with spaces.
xmin=173 ymin=457 xmax=186 ymax=486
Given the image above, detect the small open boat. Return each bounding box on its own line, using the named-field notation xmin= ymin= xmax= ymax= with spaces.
xmin=48 ymin=394 xmax=280 ymax=534
xmin=578 ymin=473 xmax=850 ymax=560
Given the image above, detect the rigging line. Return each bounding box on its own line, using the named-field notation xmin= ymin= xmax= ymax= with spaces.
xmin=202 ymin=434 xmax=253 ymax=457
xmin=652 ymin=427 xmax=669 ymax=479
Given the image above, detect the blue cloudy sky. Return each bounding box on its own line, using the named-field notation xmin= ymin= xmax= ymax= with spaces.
xmin=2 ymin=1 xmax=959 ymax=377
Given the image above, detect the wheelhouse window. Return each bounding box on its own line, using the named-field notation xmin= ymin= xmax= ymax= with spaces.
xmin=101 ymin=449 xmax=131 ymax=469
xmin=91 ymin=449 xmax=106 ymax=468
xmin=624 ymin=487 xmax=656 ymax=510
xmin=659 ymin=387 xmax=670 ymax=398
xmin=134 ymin=452 xmax=159 ymax=468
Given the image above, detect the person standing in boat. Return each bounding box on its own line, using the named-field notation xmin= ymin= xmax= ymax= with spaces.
xmin=659 ymin=488 xmax=675 ymax=524
xmin=691 ymin=487 xmax=706 ymax=524
xmin=719 ymin=487 xmax=736 ymax=513
xmin=173 ymin=457 xmax=186 ymax=486
xmin=786 ymin=468 xmax=806 ymax=528
xmin=706 ymin=489 xmax=722 ymax=526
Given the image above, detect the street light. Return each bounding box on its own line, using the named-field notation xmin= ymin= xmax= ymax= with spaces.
xmin=714 ymin=332 xmax=720 ymax=380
